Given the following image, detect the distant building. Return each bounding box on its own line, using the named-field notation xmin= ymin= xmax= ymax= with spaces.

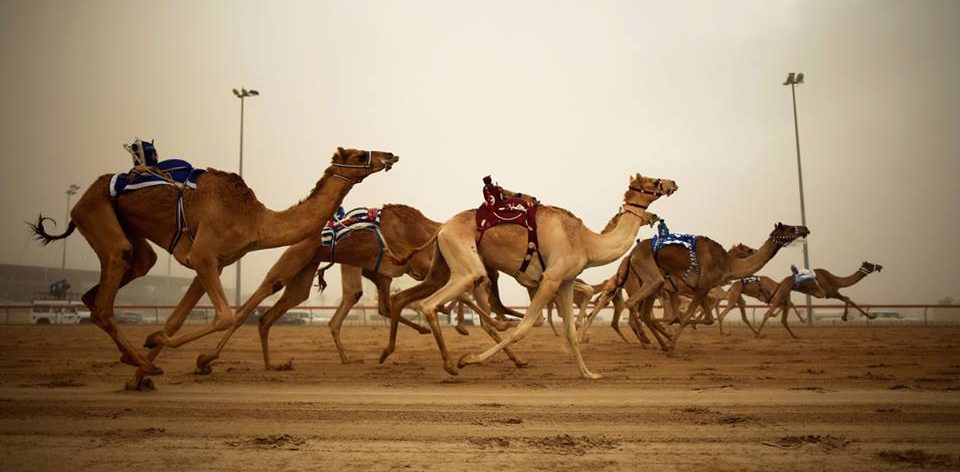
xmin=0 ymin=263 xmax=200 ymax=305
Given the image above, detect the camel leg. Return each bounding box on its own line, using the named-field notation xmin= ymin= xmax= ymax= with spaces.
xmin=469 ymin=283 xmax=528 ymax=368
xmin=379 ymin=267 xmax=448 ymax=364
xmin=840 ymin=295 xmax=875 ymax=320
xmin=458 ymin=274 xmax=562 ymax=371
xmin=556 ymin=280 xmax=602 ymax=379
xmin=251 ymin=263 xmax=319 ymax=370
xmin=737 ymin=297 xmax=759 ymax=335
xmin=780 ymin=307 xmax=799 ymax=339
xmin=127 ymin=277 xmax=206 ymax=390
xmin=459 ymin=294 xmax=511 ymax=332
xmin=790 ymin=302 xmax=807 ymax=324
xmin=754 ymin=304 xmax=782 ymax=338
xmin=321 ymin=265 xmax=365 ymax=364
xmin=158 ymin=250 xmax=234 ymax=348
xmin=716 ymin=284 xmax=743 ymax=336
xmin=454 ymin=300 xmax=469 ymax=336
xmin=547 ymin=300 xmax=560 ymax=337
xmin=74 ymin=210 xmax=161 ymax=375
xmin=666 ymin=294 xmax=705 ymax=352
xmin=609 ymin=292 xmax=632 ymax=343
xmin=637 ymin=297 xmax=666 ymax=348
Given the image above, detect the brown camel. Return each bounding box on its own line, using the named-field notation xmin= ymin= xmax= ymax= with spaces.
xmin=193 ymin=202 xmax=534 ymax=373
xmin=588 ymin=223 xmax=810 ymax=352
xmin=30 ymin=147 xmax=397 ymax=389
xmin=584 ymin=242 xmax=755 ymax=344
xmin=715 ymin=274 xmax=804 ymax=336
xmin=380 ymin=174 xmax=678 ymax=379
xmin=755 ymin=261 xmax=883 ymax=337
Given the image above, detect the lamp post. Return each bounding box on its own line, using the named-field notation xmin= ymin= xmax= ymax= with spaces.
xmin=232 ymin=87 xmax=259 ymax=307
xmin=783 ymin=72 xmax=813 ymax=325
xmin=62 ymin=184 xmax=80 ymax=270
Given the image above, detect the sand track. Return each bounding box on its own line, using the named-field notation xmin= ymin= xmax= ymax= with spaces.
xmin=0 ymin=324 xmax=958 ymax=471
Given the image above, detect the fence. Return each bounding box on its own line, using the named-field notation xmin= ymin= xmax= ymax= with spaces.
xmin=2 ymin=303 xmax=960 ymax=327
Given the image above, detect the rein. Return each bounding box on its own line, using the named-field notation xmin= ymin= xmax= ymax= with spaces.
xmin=324 ymin=150 xmax=375 ymax=184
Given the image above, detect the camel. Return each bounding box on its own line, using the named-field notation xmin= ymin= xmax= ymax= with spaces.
xmin=379 ymin=174 xmax=678 ymax=379
xmin=755 ymin=261 xmax=883 ymax=337
xmin=542 ymin=279 xmax=601 ymax=336
xmin=714 ymin=274 xmax=805 ymax=336
xmin=588 ymin=223 xmax=810 ymax=352
xmin=192 ymin=202 xmax=536 ymax=374
xmin=30 ymin=147 xmax=397 ymax=389
xmin=584 ymin=243 xmax=754 ymax=345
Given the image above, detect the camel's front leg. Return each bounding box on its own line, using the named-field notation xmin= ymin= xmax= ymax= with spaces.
xmin=557 ymin=280 xmax=601 ymax=379
xmin=780 ymin=308 xmax=799 ymax=339
xmin=458 ymin=275 xmax=561 ymax=369
xmin=129 ymin=277 xmax=205 ymax=390
xmin=156 ymin=253 xmax=233 ymax=349
xmin=841 ymin=295 xmax=875 ymax=320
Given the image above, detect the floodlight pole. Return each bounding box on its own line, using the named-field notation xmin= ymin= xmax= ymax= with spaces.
xmin=62 ymin=184 xmax=79 ymax=270
xmin=232 ymin=88 xmax=259 ymax=307
xmin=784 ymin=72 xmax=813 ymax=325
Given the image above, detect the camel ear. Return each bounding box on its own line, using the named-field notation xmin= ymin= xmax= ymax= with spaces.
xmin=336 ymin=147 xmax=345 ymax=156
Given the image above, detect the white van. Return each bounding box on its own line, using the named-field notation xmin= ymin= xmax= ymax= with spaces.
xmin=31 ymin=300 xmax=90 ymax=325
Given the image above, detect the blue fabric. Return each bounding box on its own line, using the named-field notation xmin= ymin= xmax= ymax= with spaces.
xmin=652 ymin=231 xmax=700 ymax=279
xmin=792 ymin=269 xmax=817 ymax=288
xmin=110 ymin=159 xmax=205 ymax=197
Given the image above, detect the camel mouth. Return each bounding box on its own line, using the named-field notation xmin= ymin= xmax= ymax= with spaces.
xmin=383 ymin=155 xmax=399 ymax=171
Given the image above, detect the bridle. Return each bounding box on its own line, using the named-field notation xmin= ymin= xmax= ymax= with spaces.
xmin=325 ymin=150 xmax=374 ymax=184
xmin=630 ymin=179 xmax=671 ymax=198
xmin=769 ymin=227 xmax=805 ymax=247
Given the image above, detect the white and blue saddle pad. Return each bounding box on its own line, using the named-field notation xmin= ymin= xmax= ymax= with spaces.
xmin=792 ymin=268 xmax=818 ymax=287
xmin=109 ymin=159 xmax=204 ymax=197
xmin=740 ymin=276 xmax=761 ymax=285
xmin=320 ymin=206 xmax=387 ymax=272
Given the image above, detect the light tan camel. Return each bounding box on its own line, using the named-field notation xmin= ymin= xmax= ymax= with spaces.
xmin=30 ymin=148 xmax=396 ymax=389
xmin=543 ymin=278 xmax=601 ymax=336
xmin=755 ymin=261 xmax=883 ymax=337
xmin=193 ymin=203 xmax=533 ymax=373
xmin=380 ymin=174 xmax=678 ymax=379
xmin=588 ymin=223 xmax=810 ymax=352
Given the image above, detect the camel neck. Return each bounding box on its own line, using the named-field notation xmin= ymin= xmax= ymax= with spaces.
xmin=834 ymin=268 xmax=868 ymax=288
xmin=256 ymin=173 xmax=354 ymax=248
xmin=728 ymin=238 xmax=782 ymax=279
xmin=584 ymin=209 xmax=648 ymax=267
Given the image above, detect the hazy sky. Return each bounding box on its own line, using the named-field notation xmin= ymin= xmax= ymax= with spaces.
xmin=1 ymin=0 xmax=958 ymax=306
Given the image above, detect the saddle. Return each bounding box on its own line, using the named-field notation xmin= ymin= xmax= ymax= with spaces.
xmin=110 ymin=143 xmax=206 ymax=254
xmin=650 ymin=220 xmax=700 ymax=281
xmin=320 ymin=206 xmax=388 ymax=272
xmin=792 ymin=266 xmax=818 ymax=288
xmin=475 ymin=176 xmax=543 ymax=273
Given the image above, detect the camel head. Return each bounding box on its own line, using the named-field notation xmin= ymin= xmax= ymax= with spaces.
xmin=327 ymin=147 xmax=399 ymax=183
xmin=727 ymin=243 xmax=757 ymax=259
xmin=768 ymin=222 xmax=810 ymax=247
xmin=861 ymin=261 xmax=883 ymax=274
xmin=622 ymin=174 xmax=678 ymax=222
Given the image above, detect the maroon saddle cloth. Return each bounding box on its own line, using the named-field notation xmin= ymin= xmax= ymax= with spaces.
xmin=475 ymin=176 xmax=545 ymax=273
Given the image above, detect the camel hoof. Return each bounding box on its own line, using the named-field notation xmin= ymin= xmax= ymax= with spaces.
xmin=143 ymin=331 xmax=168 ymax=349
xmin=841 ymin=314 xmax=848 ymax=322
xmin=416 ymin=326 xmax=432 ymax=335
xmin=378 ymin=349 xmax=392 ymax=364
xmin=755 ymin=333 xmax=767 ymax=339
xmin=457 ymin=353 xmax=476 ymax=369
xmin=581 ymin=371 xmax=604 ymax=380
xmin=444 ymin=362 xmax=460 ymax=376
xmin=271 ymin=359 xmax=295 ymax=371
xmin=196 ymin=353 xmax=218 ymax=370
xmin=124 ymin=377 xmax=155 ymax=391
xmin=194 ymin=364 xmax=213 ymax=376
xmin=455 ymin=326 xmax=469 ymax=336
xmin=513 ymin=358 xmax=529 ymax=368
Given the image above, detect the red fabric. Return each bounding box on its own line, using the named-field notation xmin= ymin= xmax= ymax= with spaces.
xmin=476 ymin=177 xmax=544 ymax=273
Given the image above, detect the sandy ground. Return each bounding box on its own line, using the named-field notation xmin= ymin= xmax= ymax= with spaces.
xmin=0 ymin=323 xmax=959 ymax=471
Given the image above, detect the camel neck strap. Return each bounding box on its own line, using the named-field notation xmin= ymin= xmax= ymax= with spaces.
xmin=324 ymin=168 xmax=361 ymax=185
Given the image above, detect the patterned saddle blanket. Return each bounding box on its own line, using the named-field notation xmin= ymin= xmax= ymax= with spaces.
xmin=475 ymin=176 xmax=542 ymax=273
xmin=320 ymin=206 xmax=387 ymax=272
xmin=651 ymin=231 xmax=700 ymax=280
xmin=321 ymin=207 xmax=382 ymax=247
xmin=109 ymin=159 xmax=205 ymax=197
xmin=740 ymin=276 xmax=761 ymax=285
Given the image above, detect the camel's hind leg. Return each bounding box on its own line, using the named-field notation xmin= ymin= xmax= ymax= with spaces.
xmin=75 ymin=208 xmax=160 ymax=376
xmin=252 ymin=261 xmax=319 ymax=370
xmin=468 ymin=284 xmax=528 ymax=368
xmin=380 ymin=244 xmax=450 ymax=364
xmin=839 ymin=295 xmax=875 ymax=320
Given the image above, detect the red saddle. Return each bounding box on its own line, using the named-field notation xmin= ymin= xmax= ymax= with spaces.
xmin=475 ymin=176 xmax=544 ymax=273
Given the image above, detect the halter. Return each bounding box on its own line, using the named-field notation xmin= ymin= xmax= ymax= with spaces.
xmin=324 ymin=150 xmax=374 ymax=184
xmin=629 ymin=179 xmax=669 ymax=197
xmin=858 ymin=266 xmax=872 ymax=275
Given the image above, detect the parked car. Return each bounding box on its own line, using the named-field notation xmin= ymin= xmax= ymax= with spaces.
xmin=30 ymin=300 xmax=86 ymax=325
xmin=115 ymin=312 xmax=146 ymax=324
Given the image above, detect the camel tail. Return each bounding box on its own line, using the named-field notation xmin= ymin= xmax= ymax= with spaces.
xmin=387 ymin=232 xmax=439 ymax=266
xmin=27 ymin=215 xmax=76 ymax=246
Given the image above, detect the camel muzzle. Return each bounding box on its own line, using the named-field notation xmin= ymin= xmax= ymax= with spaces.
xmin=384 ymin=155 xmax=399 ymax=171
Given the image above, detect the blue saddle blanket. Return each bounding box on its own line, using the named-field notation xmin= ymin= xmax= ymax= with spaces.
xmin=651 ymin=232 xmax=698 ymax=254
xmin=109 ymin=159 xmax=205 ymax=197
xmin=321 ymin=207 xmax=382 ymax=247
